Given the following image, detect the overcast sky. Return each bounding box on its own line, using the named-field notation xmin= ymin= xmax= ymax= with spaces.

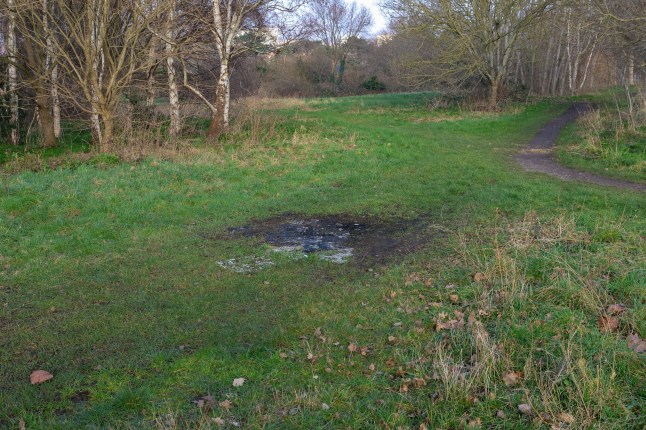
xmin=352 ymin=0 xmax=388 ymax=34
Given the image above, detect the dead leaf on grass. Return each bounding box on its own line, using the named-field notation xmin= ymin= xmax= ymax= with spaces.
xmin=232 ymin=378 xmax=246 ymax=387
xmin=348 ymin=343 xmax=357 ymax=353
xmin=557 ymin=412 xmax=575 ymax=424
xmin=606 ymin=304 xmax=627 ymax=315
xmin=503 ymin=371 xmax=523 ymax=386
xmin=213 ymin=417 xmax=225 ymax=426
xmin=597 ymin=315 xmax=619 ymax=333
xmin=473 ymin=272 xmax=486 ymax=283
xmin=30 ymin=370 xmax=53 ymax=385
xmin=468 ymin=417 xmax=482 ymax=428
xmin=219 ymin=399 xmax=233 ymax=410
xmin=627 ymin=333 xmax=646 ymax=353
xmin=450 ymin=294 xmax=459 ymax=303
xmin=518 ymin=403 xmax=533 ymax=416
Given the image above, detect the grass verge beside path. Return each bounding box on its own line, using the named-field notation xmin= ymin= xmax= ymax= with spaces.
xmin=1 ymin=93 xmax=644 ymax=429
xmin=556 ymin=89 xmax=646 ymax=184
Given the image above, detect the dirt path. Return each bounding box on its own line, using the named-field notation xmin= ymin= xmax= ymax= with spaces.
xmin=516 ymin=103 xmax=646 ymax=193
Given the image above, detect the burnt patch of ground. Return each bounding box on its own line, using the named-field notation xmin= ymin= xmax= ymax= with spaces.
xmin=208 ymin=213 xmax=444 ymax=268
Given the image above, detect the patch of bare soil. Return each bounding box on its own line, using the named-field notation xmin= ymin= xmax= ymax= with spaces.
xmin=515 ymin=103 xmax=646 ymax=192
xmin=212 ymin=214 xmax=444 ymax=268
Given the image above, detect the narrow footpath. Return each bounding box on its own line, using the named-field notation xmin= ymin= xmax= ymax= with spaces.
xmin=516 ymin=103 xmax=646 ymax=193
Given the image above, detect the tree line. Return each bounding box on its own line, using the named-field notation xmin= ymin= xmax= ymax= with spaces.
xmin=1 ymin=0 xmax=644 ymax=150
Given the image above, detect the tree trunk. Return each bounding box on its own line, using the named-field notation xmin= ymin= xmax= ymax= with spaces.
xmin=7 ymin=0 xmax=19 ymax=145
xmin=99 ymin=112 xmax=114 ymax=151
xmin=207 ymin=63 xmax=230 ymax=140
xmin=488 ymin=85 xmax=498 ymax=107
xmin=146 ymin=43 xmax=157 ymax=107
xmin=627 ymin=55 xmax=635 ymax=86
xmin=43 ymin=0 xmax=61 ymax=138
xmin=166 ymin=1 xmax=181 ymax=137
xmin=337 ymin=57 xmax=346 ymax=85
xmin=34 ymin=88 xmax=57 ymax=148
xmin=51 ymin=64 xmax=61 ymax=138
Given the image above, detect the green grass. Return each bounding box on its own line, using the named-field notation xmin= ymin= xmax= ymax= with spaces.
xmin=557 ymin=88 xmax=646 ymax=183
xmin=0 ymin=123 xmax=91 ymax=164
xmin=1 ymin=93 xmax=645 ymax=429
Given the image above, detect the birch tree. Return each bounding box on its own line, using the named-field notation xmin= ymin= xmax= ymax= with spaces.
xmin=184 ymin=0 xmax=299 ymax=140
xmin=166 ymin=0 xmax=180 ymax=137
xmin=6 ymin=0 xmax=18 ymax=144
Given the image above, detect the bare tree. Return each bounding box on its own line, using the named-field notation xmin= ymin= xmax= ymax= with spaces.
xmin=36 ymin=0 xmax=171 ymax=148
xmin=595 ymin=0 xmax=646 ymax=111
xmin=383 ymin=0 xmax=555 ymax=106
xmin=305 ymin=0 xmax=372 ymax=85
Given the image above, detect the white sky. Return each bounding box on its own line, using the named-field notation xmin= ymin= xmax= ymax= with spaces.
xmin=352 ymin=0 xmax=388 ymax=34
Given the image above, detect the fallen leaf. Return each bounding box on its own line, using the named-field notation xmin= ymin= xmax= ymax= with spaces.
xmin=314 ymin=327 xmax=326 ymax=342
xmin=411 ymin=377 xmax=426 ymax=388
xmin=502 ymin=371 xmax=523 ymax=387
xmin=468 ymin=417 xmax=482 ymax=428
xmin=518 ymin=403 xmax=532 ymax=416
xmin=213 ymin=417 xmax=225 ymax=426
xmin=496 ymin=410 xmax=506 ymax=419
xmin=347 ymin=343 xmax=358 ymax=353
xmin=597 ymin=315 xmax=619 ymax=333
xmin=627 ymin=333 xmax=646 ymax=353
xmin=279 ymin=352 xmax=288 ymax=359
xmin=232 ymin=378 xmax=246 ymax=387
xmin=19 ymin=419 xmax=26 ymax=430
xmin=474 ymin=272 xmax=486 ymax=283
xmin=193 ymin=395 xmax=215 ymax=410
xmin=219 ymin=399 xmax=233 ymax=410
xmin=368 ymin=363 xmax=375 ymax=371
xmin=388 ymin=335 xmax=396 ymax=343
xmin=450 ymin=294 xmax=459 ymax=303
xmin=419 ymin=424 xmax=429 ymax=430
xmin=468 ymin=311 xmax=477 ymax=325
xmin=30 ymin=370 xmax=53 ymax=385
xmin=557 ymin=412 xmax=575 ymax=424
xmin=321 ymin=403 xmax=330 ymax=410
xmin=606 ymin=304 xmax=627 ymax=315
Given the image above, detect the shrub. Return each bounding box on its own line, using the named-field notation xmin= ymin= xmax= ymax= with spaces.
xmin=360 ymin=76 xmax=386 ymax=92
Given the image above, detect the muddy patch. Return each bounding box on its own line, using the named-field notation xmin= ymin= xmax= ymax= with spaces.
xmin=208 ymin=214 xmax=442 ymax=272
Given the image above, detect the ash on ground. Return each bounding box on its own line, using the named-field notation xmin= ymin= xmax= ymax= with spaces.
xmin=212 ymin=214 xmax=441 ymax=272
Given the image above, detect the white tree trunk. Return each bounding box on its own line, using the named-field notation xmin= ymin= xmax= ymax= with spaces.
xmin=627 ymin=55 xmax=635 ymax=86
xmin=43 ymin=0 xmax=61 ymax=138
xmin=7 ymin=0 xmax=19 ymax=145
xmin=90 ymin=0 xmax=105 ymax=145
xmin=147 ymin=43 xmax=157 ymax=108
xmin=166 ymin=1 xmax=181 ymax=137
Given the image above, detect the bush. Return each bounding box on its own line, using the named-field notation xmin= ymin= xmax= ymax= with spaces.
xmin=360 ymin=76 xmax=387 ymax=92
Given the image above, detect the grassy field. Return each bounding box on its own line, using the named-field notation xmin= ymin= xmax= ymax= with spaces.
xmin=1 ymin=93 xmax=645 ymax=429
